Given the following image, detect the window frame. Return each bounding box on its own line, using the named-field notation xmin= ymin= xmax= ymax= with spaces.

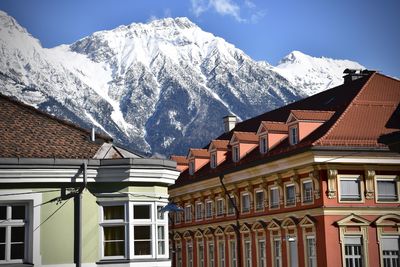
xmin=208 ymin=241 xmax=215 ymax=267
xmin=254 ymin=189 xmax=265 ymax=212
xmin=289 ymin=126 xmax=298 ymax=145
xmin=379 ymin=235 xmax=400 ymax=267
xmin=210 ymin=152 xmax=217 ymax=169
xmin=233 ymin=145 xmax=240 ymax=162
xmin=189 ymin=161 xmax=195 ymax=175
xmin=301 ymin=179 xmax=314 ymax=205
xmin=259 ymin=135 xmax=268 ymax=154
xmin=375 ymin=175 xmax=399 ymax=203
xmin=230 ymin=239 xmax=237 ymax=267
xmin=197 ymin=239 xmax=205 ymax=267
xmin=243 ymin=239 xmax=252 ymax=267
xmin=205 ymin=200 xmax=213 ymax=219
xmin=284 ymin=183 xmax=296 ymax=207
xmin=195 ymin=202 xmax=203 ymax=221
xmin=305 ymin=235 xmax=317 ymax=267
xmin=216 ymin=198 xmax=225 ymax=217
xmin=338 ymin=175 xmax=364 ymax=203
xmin=241 ymin=192 xmax=251 ymax=213
xmin=218 ymin=240 xmax=225 ymax=267
xmin=227 ymin=195 xmax=237 ymax=216
xmin=184 ymin=204 xmax=192 ymax=223
xmin=258 ymin=239 xmax=266 ymax=267
xmin=269 ymin=187 xmax=280 ymax=210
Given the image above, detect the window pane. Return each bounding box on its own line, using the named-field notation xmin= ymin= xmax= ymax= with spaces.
xmin=104 ymin=241 xmax=125 ymax=256
xmin=104 ymin=226 xmax=125 ymax=241
xmin=0 ymin=244 xmax=4 ymax=260
xmin=11 ymin=227 xmax=25 ymax=242
xmin=135 ymin=241 xmax=151 ymax=255
xmin=134 ymin=205 xmax=150 ymax=219
xmin=0 ymin=206 xmax=6 ymax=220
xmin=378 ymin=181 xmax=397 ymax=201
xmin=158 ymin=226 xmax=164 ymax=239
xmin=256 ymin=191 xmax=264 ymax=210
xmin=11 ymin=243 xmax=24 ymax=260
xmin=341 ymin=179 xmax=361 ymax=200
xmin=286 ymin=185 xmax=295 ymax=205
xmin=303 ymin=182 xmax=313 ymax=202
xmin=157 ymin=206 xmax=164 ymax=220
xmin=134 ymin=226 xmax=151 ymax=239
xmin=103 ymin=206 xmax=124 ymax=220
xmin=0 ymin=227 xmax=5 ymax=243
xmin=11 ymin=206 xmax=25 ymax=220
xmin=158 ymin=241 xmax=165 ymax=255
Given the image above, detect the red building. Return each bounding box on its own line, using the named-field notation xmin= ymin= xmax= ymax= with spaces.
xmin=169 ymin=70 xmax=400 ymax=267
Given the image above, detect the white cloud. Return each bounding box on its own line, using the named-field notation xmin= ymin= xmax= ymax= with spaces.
xmin=190 ymin=0 xmax=265 ymax=23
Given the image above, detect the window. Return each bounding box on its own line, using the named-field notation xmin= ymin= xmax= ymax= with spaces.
xmin=377 ymin=178 xmax=398 ymax=202
xmin=218 ymin=241 xmax=225 ymax=266
xmin=340 ymin=176 xmax=362 ymax=201
xmin=198 ymin=240 xmax=205 ymax=267
xmin=196 ymin=202 xmax=203 ymax=220
xmin=381 ymin=236 xmax=399 ymax=267
xmin=101 ymin=205 xmax=126 ymax=258
xmin=302 ymin=180 xmax=313 ymax=203
xmin=241 ymin=193 xmax=250 ymax=213
xmin=211 ymin=153 xmax=217 ymax=168
xmin=285 ymin=184 xmax=296 ymax=206
xmin=290 ymin=126 xmax=298 ymax=145
xmin=273 ymin=238 xmax=282 ymax=267
xmin=233 ymin=146 xmax=240 ymax=162
xmin=230 ymin=240 xmax=237 ymax=267
xmin=176 ymin=244 xmax=182 ymax=267
xmin=255 ymin=190 xmax=264 ymax=211
xmin=175 ymin=211 xmax=182 ymax=224
xmin=258 ymin=239 xmax=266 ymax=267
xmin=184 ymin=205 xmax=192 ymax=222
xmin=244 ymin=240 xmax=252 ymax=267
xmin=206 ymin=201 xmax=213 ymax=219
xmin=344 ymin=236 xmax=364 ymax=267
xmin=0 ymin=203 xmax=28 ymax=263
xmin=208 ymin=242 xmax=215 ymax=267
xmin=101 ymin=202 xmax=168 ymax=260
xmin=270 ymin=187 xmax=280 ymax=209
xmin=189 ymin=161 xmax=195 ymax=175
xmin=227 ymin=195 xmax=236 ymax=215
xmin=216 ymin=199 xmax=225 ymax=216
xmin=260 ymin=136 xmax=268 ymax=154
xmin=187 ymin=241 xmax=193 ymax=267
xmin=306 ymin=236 xmax=317 ymax=267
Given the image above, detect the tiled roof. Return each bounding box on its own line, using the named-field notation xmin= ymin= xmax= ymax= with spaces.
xmin=232 ymin=131 xmax=258 ymax=142
xmin=189 ymin=149 xmax=210 ymax=158
xmin=290 ymin=110 xmax=335 ymax=121
xmin=260 ymin=121 xmax=288 ymax=132
xmin=0 ymin=93 xmax=111 ymax=159
xmin=171 ymin=72 xmax=400 ymax=188
xmin=209 ymin=140 xmax=229 ymax=150
xmin=171 ymin=155 xmax=189 ymax=164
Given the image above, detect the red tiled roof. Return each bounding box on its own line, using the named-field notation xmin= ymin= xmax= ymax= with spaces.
xmin=171 ymin=155 xmax=189 ymax=164
xmin=171 ymin=72 xmax=400 ymax=189
xmin=260 ymin=121 xmax=288 ymax=133
xmin=232 ymin=131 xmax=258 ymax=142
xmin=209 ymin=140 xmax=229 ymax=150
xmin=189 ymin=149 xmax=210 ymax=158
xmin=290 ymin=110 xmax=335 ymax=121
xmin=0 ymin=93 xmax=111 ymax=158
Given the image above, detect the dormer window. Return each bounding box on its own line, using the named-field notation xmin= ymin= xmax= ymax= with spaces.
xmin=210 ymin=153 xmax=217 ymax=169
xmin=260 ymin=136 xmax=268 ymax=154
xmin=232 ymin=146 xmax=240 ymax=162
xmin=290 ymin=126 xmax=298 ymax=145
xmin=189 ymin=161 xmax=194 ymax=175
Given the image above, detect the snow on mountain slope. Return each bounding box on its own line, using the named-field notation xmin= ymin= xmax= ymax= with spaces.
xmin=273 ymin=50 xmax=365 ymax=95
xmin=0 ymin=11 xmax=365 ymax=155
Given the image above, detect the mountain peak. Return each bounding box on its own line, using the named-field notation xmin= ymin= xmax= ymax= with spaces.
xmin=0 ymin=10 xmax=28 ymax=35
xmin=279 ymin=50 xmax=310 ymax=64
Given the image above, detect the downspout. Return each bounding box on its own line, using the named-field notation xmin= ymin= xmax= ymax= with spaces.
xmin=219 ymin=174 xmax=242 ymax=267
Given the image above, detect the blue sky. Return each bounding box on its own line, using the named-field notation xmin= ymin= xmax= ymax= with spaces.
xmin=1 ymin=0 xmax=399 ymax=77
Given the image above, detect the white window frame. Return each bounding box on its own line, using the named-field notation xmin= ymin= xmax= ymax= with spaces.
xmin=187 ymin=240 xmax=193 ymax=267
xmin=197 ymin=239 xmax=205 ymax=267
xmin=0 ymin=192 xmax=41 ymax=266
xmin=230 ymin=239 xmax=237 ymax=267
xmin=289 ymin=126 xmax=298 ymax=145
xmin=208 ymin=241 xmax=215 ymax=267
xmin=338 ymin=175 xmax=364 ymax=202
xmin=216 ymin=198 xmax=225 ymax=217
xmin=254 ymin=189 xmax=265 ymax=212
xmin=189 ymin=161 xmax=195 ymax=175
xmin=269 ymin=187 xmax=280 ymax=209
xmin=176 ymin=243 xmax=182 ymax=267
xmin=259 ymin=135 xmax=268 ymax=154
xmin=244 ymin=239 xmax=252 ymax=267
xmin=218 ymin=240 xmax=225 ymax=267
xmin=233 ymin=146 xmax=240 ymax=162
xmin=258 ymin=239 xmax=266 ymax=267
xmin=273 ymin=238 xmax=282 ymax=267
xmin=302 ymin=179 xmax=314 ymax=204
xmin=205 ymin=200 xmax=213 ymax=219
xmin=305 ymin=235 xmax=317 ymax=267
xmin=227 ymin=195 xmax=236 ymax=216
xmin=285 ymin=184 xmax=296 ymax=207
xmin=375 ymin=175 xmax=399 ymax=203
xmin=380 ymin=235 xmax=400 ymax=267
xmin=241 ymin=192 xmax=251 ymax=213
xmin=195 ymin=202 xmax=203 ymax=221
xmin=343 ymin=235 xmax=364 ymax=267
xmin=210 ymin=152 xmax=217 ymax=169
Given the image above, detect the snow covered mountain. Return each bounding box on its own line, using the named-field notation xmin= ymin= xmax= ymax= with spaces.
xmin=0 ymin=11 xmax=364 ymax=156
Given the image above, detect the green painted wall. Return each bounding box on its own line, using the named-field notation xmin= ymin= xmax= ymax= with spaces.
xmin=82 ymin=189 xmax=100 ymax=263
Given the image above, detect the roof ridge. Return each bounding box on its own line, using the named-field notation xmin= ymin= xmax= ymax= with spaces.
xmin=313 ymin=72 xmax=376 ymax=145
xmin=0 ymin=93 xmax=112 ymax=142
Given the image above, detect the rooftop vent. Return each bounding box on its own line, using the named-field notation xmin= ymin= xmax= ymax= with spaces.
xmin=343 ymin=69 xmax=374 ymax=84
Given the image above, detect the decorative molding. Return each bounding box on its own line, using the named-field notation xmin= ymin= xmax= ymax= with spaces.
xmin=327 ymin=169 xmax=338 ymax=199
xmin=309 ymin=170 xmax=321 ymax=199
xmin=364 ymin=170 xmax=375 ymax=199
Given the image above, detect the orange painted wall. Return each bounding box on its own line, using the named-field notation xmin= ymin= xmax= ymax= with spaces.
xmin=268 ymin=133 xmax=288 ymax=149
xmin=194 ymin=157 xmax=209 ymax=172
xmin=298 ymin=121 xmax=323 ymax=140
xmin=239 ymin=143 xmax=257 ymax=159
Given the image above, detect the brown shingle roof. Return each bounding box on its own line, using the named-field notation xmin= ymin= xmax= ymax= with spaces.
xmin=232 ymin=131 xmax=258 ymax=142
xmin=171 ymin=155 xmax=189 ymax=164
xmin=189 ymin=148 xmax=210 ymax=158
xmin=209 ymin=140 xmax=229 ymax=150
xmin=260 ymin=121 xmax=288 ymax=133
xmin=290 ymin=110 xmax=335 ymax=121
xmin=0 ymin=93 xmax=111 ymax=158
xmin=172 ymin=72 xmax=400 ymax=188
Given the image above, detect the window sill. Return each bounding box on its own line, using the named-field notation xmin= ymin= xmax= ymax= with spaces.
xmin=97 ymin=258 xmax=171 ymax=264
xmin=0 ymin=264 xmax=33 ymax=267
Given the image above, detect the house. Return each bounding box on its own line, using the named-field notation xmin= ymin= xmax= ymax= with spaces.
xmin=169 ymin=70 xmax=400 ymax=267
xmin=0 ymin=94 xmax=180 ymax=267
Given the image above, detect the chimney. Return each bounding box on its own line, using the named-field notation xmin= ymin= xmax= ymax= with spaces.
xmin=343 ymin=69 xmax=373 ymax=84
xmin=91 ymin=127 xmax=96 ymax=142
xmin=223 ymin=115 xmax=237 ymax=132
